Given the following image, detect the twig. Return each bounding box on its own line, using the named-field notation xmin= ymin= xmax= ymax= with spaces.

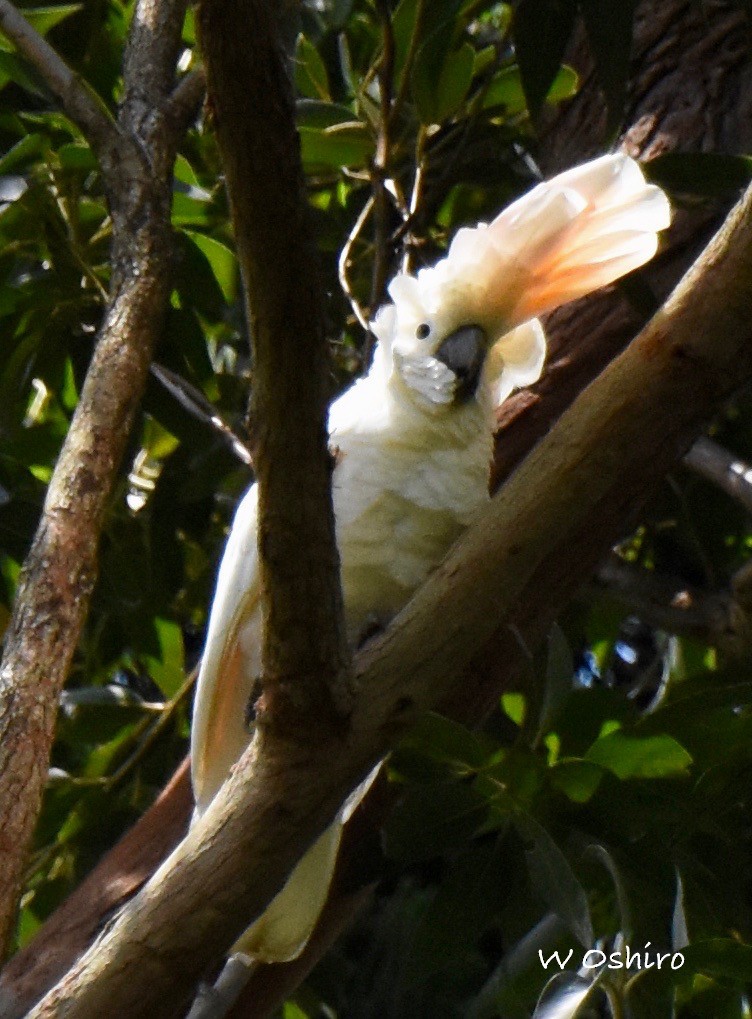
xmin=185 ymin=955 xmax=258 ymax=1019
xmin=592 ymin=554 xmax=737 ymax=650
xmin=365 ymin=0 xmax=396 ymax=365
xmin=150 ymin=363 xmax=254 ymax=467
xmin=166 ymin=67 xmax=207 ymax=137
xmin=103 ymin=668 xmax=197 ymax=792
xmin=0 ymin=0 xmax=116 ymax=153
xmin=684 ymin=434 xmax=752 ymax=514
xmin=338 ymin=194 xmax=374 ymax=334
xmin=403 ymin=126 xmax=427 ymax=274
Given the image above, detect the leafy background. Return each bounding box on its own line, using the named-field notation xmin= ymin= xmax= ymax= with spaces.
xmin=2 ymin=1 xmax=752 ymax=1017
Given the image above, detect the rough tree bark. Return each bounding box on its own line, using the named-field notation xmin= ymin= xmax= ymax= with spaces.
xmin=4 ymin=1 xmax=752 ymax=1015
xmin=197 ymin=0 xmax=349 ymax=735
xmin=0 ymin=0 xmax=199 ymax=959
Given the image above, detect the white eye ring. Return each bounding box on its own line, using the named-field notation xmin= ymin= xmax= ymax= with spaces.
xmin=415 ymin=323 xmax=431 ymax=340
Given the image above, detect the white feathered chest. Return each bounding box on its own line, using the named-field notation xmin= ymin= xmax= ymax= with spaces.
xmin=329 ymin=369 xmax=494 ymax=642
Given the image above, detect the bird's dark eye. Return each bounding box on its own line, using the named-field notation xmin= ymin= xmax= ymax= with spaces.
xmin=416 ymin=323 xmax=431 ymax=340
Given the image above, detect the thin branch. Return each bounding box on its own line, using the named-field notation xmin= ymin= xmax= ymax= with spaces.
xmin=101 ymin=669 xmax=197 ymax=792
xmin=28 ymin=150 xmax=752 ymax=1019
xmin=150 ymin=363 xmax=254 ymax=467
xmin=684 ymin=435 xmax=752 ymax=514
xmin=338 ymin=194 xmax=374 ymax=334
xmin=592 ymin=554 xmax=740 ymax=653
xmin=0 ymin=0 xmax=116 ymax=152
xmin=403 ymin=126 xmax=427 ymax=274
xmin=365 ymin=0 xmax=396 ymax=364
xmin=185 ymin=956 xmax=257 ymax=1019
xmin=166 ymin=67 xmax=206 ymax=136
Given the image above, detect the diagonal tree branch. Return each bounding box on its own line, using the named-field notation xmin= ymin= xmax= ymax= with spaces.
xmin=0 ymin=0 xmax=117 ymax=153
xmin=27 ymin=157 xmax=752 ymax=1017
xmin=0 ymin=0 xmax=192 ymax=960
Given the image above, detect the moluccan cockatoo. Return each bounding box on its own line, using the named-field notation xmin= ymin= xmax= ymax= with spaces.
xmin=190 ymin=154 xmax=671 ymax=965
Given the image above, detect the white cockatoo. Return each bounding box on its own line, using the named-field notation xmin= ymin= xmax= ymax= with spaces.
xmin=190 ymin=154 xmax=671 ymax=964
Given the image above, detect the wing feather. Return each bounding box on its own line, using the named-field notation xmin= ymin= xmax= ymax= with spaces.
xmin=191 ymin=484 xmax=263 ymax=817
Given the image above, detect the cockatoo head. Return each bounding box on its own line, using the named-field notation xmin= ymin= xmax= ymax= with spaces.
xmin=369 ymin=262 xmax=546 ymax=414
xmin=368 ymin=153 xmax=671 ymax=415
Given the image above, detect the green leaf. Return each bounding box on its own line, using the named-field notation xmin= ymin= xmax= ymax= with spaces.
xmin=174 ymin=154 xmax=200 ymax=188
xmin=282 ymin=1003 xmax=310 ymax=1019
xmin=295 ymin=34 xmax=331 ymax=101
xmin=182 ymin=7 xmax=196 ymax=45
xmin=57 ymin=143 xmax=97 ymax=172
xmin=296 ymin=99 xmax=360 ymax=129
xmin=171 ymin=191 xmax=216 ymax=228
xmin=299 ymin=123 xmax=373 ymax=172
xmin=646 ymin=152 xmax=752 ymax=197
xmin=413 ymin=41 xmax=475 ymax=124
xmin=0 ymin=51 xmax=45 ymax=94
xmin=473 ymin=44 xmax=496 ymax=77
xmin=141 ymin=617 xmax=185 ymax=698
xmin=682 ymin=939 xmax=752 ymax=983
xmin=580 ymin=0 xmax=638 ymax=136
xmin=482 ymin=63 xmax=578 ymax=116
xmin=512 ymin=0 xmax=578 ymax=120
xmin=384 ymin=779 xmax=490 ymax=863
xmin=515 ymin=814 xmax=594 ymax=947
xmin=585 ymin=731 xmax=692 ymax=780
xmin=502 ymin=691 xmax=526 ymax=726
xmin=537 ymin=622 xmax=574 ymax=739
xmin=402 ymin=711 xmax=498 ymax=770
xmin=15 ymin=4 xmax=82 ymax=36
xmin=0 ymin=133 xmax=44 ymax=174
xmin=394 ymin=0 xmax=465 ymax=106
xmin=182 ymin=231 xmax=238 ymax=304
xmin=550 ymin=759 xmax=603 ymax=803
xmin=173 ymin=234 xmax=225 ymax=315
xmin=392 ymin=0 xmax=425 ymax=77
xmin=585 ymin=843 xmax=633 ymax=940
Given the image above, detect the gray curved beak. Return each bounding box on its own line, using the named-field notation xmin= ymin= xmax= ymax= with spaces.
xmin=435 ymin=324 xmax=487 ymax=402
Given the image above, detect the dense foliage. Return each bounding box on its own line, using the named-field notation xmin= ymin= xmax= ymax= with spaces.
xmin=3 ymin=1 xmax=752 ymax=1016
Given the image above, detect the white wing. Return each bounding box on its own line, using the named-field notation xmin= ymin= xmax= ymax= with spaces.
xmin=191 ymin=483 xmax=347 ymax=963
xmin=191 ymin=484 xmax=262 ymax=817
